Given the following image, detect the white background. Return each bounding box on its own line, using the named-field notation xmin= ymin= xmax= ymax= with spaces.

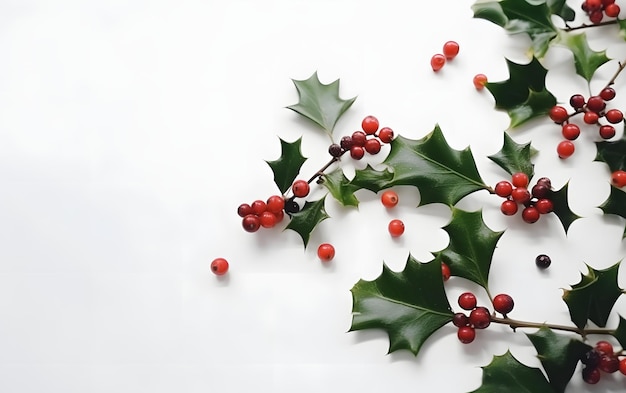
xmin=1 ymin=0 xmax=626 ymax=392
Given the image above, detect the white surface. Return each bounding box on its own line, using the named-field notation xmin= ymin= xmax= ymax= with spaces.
xmin=1 ymin=0 xmax=625 ymax=392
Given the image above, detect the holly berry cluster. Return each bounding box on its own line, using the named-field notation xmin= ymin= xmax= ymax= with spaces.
xmin=581 ymin=0 xmax=621 ymax=24
xmin=580 ymin=340 xmax=626 ymax=384
xmin=549 ymin=88 xmax=624 ymax=158
xmin=495 ymin=173 xmax=554 ymax=223
xmin=329 ymin=115 xmax=394 ymax=160
xmin=237 ymin=194 xmax=287 ymax=233
xmin=452 ymin=292 xmax=514 ymax=344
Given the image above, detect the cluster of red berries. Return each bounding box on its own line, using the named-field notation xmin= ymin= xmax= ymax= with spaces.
xmin=430 ymin=40 xmax=459 ymax=72
xmin=582 ymin=0 xmax=621 ymax=24
xmin=453 ymin=292 xmax=514 ymax=344
xmin=328 ymin=115 xmax=394 ymax=160
xmin=379 ymin=189 xmax=406 ymax=237
xmin=580 ymin=340 xmax=626 ymax=384
xmin=549 ymin=88 xmax=624 ymax=158
xmin=237 ymin=194 xmax=288 ymax=232
xmin=495 ymin=173 xmax=554 ymax=223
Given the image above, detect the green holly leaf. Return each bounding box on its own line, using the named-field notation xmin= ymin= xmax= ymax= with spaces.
xmin=611 ymin=316 xmax=626 ymax=349
xmin=350 ymin=254 xmax=453 ymax=356
xmin=266 ymin=137 xmax=308 ymax=194
xmin=599 ymin=186 xmax=626 ymax=237
xmin=436 ymin=208 xmax=504 ymax=291
xmin=618 ymin=19 xmax=626 ymax=41
xmin=381 ymin=125 xmax=489 ymax=206
xmin=350 ymin=165 xmax=395 ymax=193
xmin=562 ymin=262 xmax=624 ymax=329
xmin=469 ymin=350 xmax=555 ymax=393
xmin=321 ymin=168 xmax=360 ymax=208
xmin=547 ymin=0 xmax=575 ymax=22
xmin=286 ymin=72 xmax=356 ymax=135
xmin=472 ymin=0 xmax=558 ymax=58
xmin=558 ymin=32 xmax=610 ymax=82
xmin=550 ymin=182 xmax=580 ymax=234
xmin=485 ymin=57 xmax=556 ymax=128
xmin=526 ymin=327 xmax=591 ymax=393
xmin=595 ymin=134 xmax=626 ymax=172
xmin=488 ymin=132 xmax=535 ymax=178
xmin=285 ymin=196 xmax=330 ymax=247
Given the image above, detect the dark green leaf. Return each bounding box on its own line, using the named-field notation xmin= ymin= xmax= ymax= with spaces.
xmin=562 ymin=262 xmax=623 ymax=329
xmin=550 ymin=182 xmax=580 ymax=234
xmin=599 ymin=186 xmax=626 ymax=232
xmin=527 ymin=327 xmax=591 ymax=393
xmin=381 ymin=125 xmax=489 ymax=206
xmin=350 ymin=254 xmax=453 ymax=356
xmin=508 ymin=88 xmax=558 ymax=128
xmin=547 ymin=0 xmax=575 ymax=22
xmin=266 ymin=137 xmax=308 ymax=194
xmin=436 ymin=208 xmax=504 ymax=291
xmin=619 ymin=19 xmax=626 ymax=41
xmin=595 ymin=133 xmax=626 ymax=172
xmin=321 ymin=168 xmax=360 ymax=208
xmin=284 ymin=196 xmax=330 ymax=247
xmin=611 ymin=316 xmax=626 ymax=349
xmin=286 ymin=72 xmax=356 ymax=135
xmin=350 ymin=165 xmax=395 ymax=193
xmin=469 ymin=350 xmax=555 ymax=393
xmin=488 ymin=132 xmax=535 ymax=178
xmin=559 ymin=32 xmax=610 ymax=82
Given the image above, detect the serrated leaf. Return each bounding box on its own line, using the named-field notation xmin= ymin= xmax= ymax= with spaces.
xmin=595 ymin=133 xmax=626 ymax=172
xmin=619 ymin=19 xmax=626 ymax=41
xmin=469 ymin=350 xmax=555 ymax=393
xmin=286 ymin=72 xmax=356 ymax=135
xmin=350 ymin=165 xmax=395 ymax=193
xmin=321 ymin=168 xmax=359 ymax=207
xmin=599 ymin=186 xmax=626 ymax=230
xmin=562 ymin=262 xmax=623 ymax=329
xmin=488 ymin=132 xmax=535 ymax=178
xmin=550 ymin=182 xmax=580 ymax=234
xmin=485 ymin=57 xmax=556 ymax=128
xmin=350 ymin=254 xmax=453 ymax=356
xmin=472 ymin=0 xmax=558 ymax=58
xmin=559 ymin=32 xmax=610 ymax=82
xmin=266 ymin=138 xmax=308 ymax=194
xmin=611 ymin=316 xmax=626 ymax=349
xmin=381 ymin=125 xmax=489 ymax=206
xmin=526 ymin=327 xmax=591 ymax=393
xmin=436 ymin=208 xmax=504 ymax=291
xmin=547 ymin=0 xmax=575 ymax=22
xmin=284 ymin=196 xmax=329 ymax=247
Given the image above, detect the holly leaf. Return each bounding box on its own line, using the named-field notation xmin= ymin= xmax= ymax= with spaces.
xmin=350 ymin=165 xmax=395 ymax=193
xmin=472 ymin=0 xmax=558 ymax=58
xmin=350 ymin=254 xmax=453 ymax=356
xmin=595 ymin=134 xmax=626 ymax=172
xmin=284 ymin=196 xmax=330 ymax=247
xmin=619 ymin=19 xmax=626 ymax=41
xmin=286 ymin=72 xmax=356 ymax=135
xmin=435 ymin=208 xmax=504 ymax=291
xmin=559 ymin=32 xmax=610 ymax=82
xmin=562 ymin=262 xmax=623 ymax=329
xmin=321 ymin=168 xmax=360 ymax=208
xmin=599 ymin=186 xmax=626 ymax=237
xmin=550 ymin=182 xmax=580 ymax=234
xmin=266 ymin=137 xmax=308 ymax=194
xmin=469 ymin=350 xmax=555 ymax=393
xmin=526 ymin=327 xmax=591 ymax=393
xmin=547 ymin=0 xmax=575 ymax=22
xmin=485 ymin=57 xmax=556 ymax=128
xmin=612 ymin=316 xmax=626 ymax=349
xmin=381 ymin=125 xmax=489 ymax=206
xmin=488 ymin=132 xmax=535 ymax=178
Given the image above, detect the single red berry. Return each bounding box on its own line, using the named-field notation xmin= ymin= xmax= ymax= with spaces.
xmin=570 ymin=94 xmax=586 ymax=109
xmin=292 ymin=180 xmax=310 ymax=198
xmin=378 ymin=127 xmax=394 ymax=143
xmin=388 ymin=219 xmax=405 ymax=237
xmin=561 ymin=123 xmax=580 ymax=140
xmin=457 ymin=326 xmax=476 ymax=344
xmin=588 ymin=0 xmax=603 ymax=9
xmin=242 ymin=214 xmax=261 ymax=233
xmin=259 ymin=211 xmax=277 ymax=228
xmin=599 ymin=125 xmax=616 ymax=139
xmin=500 ymin=200 xmax=518 ymax=216
xmin=473 ymin=73 xmax=488 ymax=90
xmin=603 ymin=0 xmax=617 ymax=7
xmin=443 ymin=40 xmax=460 ymax=60
xmin=251 ymin=200 xmax=267 ymax=215
xmin=351 ymin=131 xmax=367 ymax=147
xmin=237 ymin=203 xmax=253 ymax=218
xmin=605 ymin=108 xmax=623 ymax=124
xmin=469 ymin=307 xmax=491 ymax=329
xmin=535 ymin=254 xmax=551 ymax=269
xmin=350 ymin=146 xmax=365 ymax=160
xmin=274 ymin=210 xmax=284 ymax=223
xmin=619 ymin=358 xmax=626 ymax=375
xmin=589 ymin=10 xmax=603 ymax=24
xmin=210 ymin=258 xmax=229 ymax=275
xmin=583 ymin=111 xmax=599 ymax=124
xmin=536 ymin=177 xmax=552 ymax=189
xmin=452 ymin=312 xmax=469 ymax=328
xmin=361 ymin=115 xmax=379 ymax=135
xmin=535 ymin=198 xmax=554 ymax=214
xmin=495 ymin=181 xmax=513 ymax=197
xmin=599 ymin=354 xmax=620 ymax=373
xmin=511 ymin=172 xmax=529 ymax=188
xmin=531 ymin=184 xmax=550 ymax=199
xmin=266 ymin=195 xmax=285 ymax=214
xmin=431 ymin=54 xmax=446 ymax=72
xmin=557 ymin=140 xmax=575 ymax=158
xmin=317 ymin=243 xmax=335 ymax=262
xmin=549 ymin=105 xmax=569 ymax=123
xmin=364 ymin=138 xmax=382 ymax=154
xmin=600 ymin=87 xmax=616 ymax=101
xmin=595 ymin=340 xmax=614 ymax=355
xmin=441 ymin=262 xmax=451 ymax=282
xmin=492 ymin=294 xmax=514 ymax=315
xmin=381 ymin=190 xmax=399 ymax=208
xmin=611 ymin=170 xmax=626 ymax=187
xmin=511 ymin=187 xmax=531 ymax=204
xmin=340 ymin=136 xmax=353 ymax=150
xmin=587 ymin=95 xmax=606 ymax=113
xmin=328 ymin=143 xmax=343 ymax=157
xmin=582 ymin=366 xmax=601 ymax=384
xmin=458 ymin=292 xmax=477 ymax=310
xmin=522 ymin=206 xmax=540 ymax=223
xmin=605 ymin=3 xmax=621 ymax=17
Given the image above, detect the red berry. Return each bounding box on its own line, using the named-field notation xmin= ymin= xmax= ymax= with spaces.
xmin=441 ymin=262 xmax=451 ymax=282
xmin=492 ymin=294 xmax=514 ymax=315
xmin=361 ymin=115 xmax=379 ymax=135
xmin=549 ymin=106 xmax=568 ymax=123
xmin=473 ymin=74 xmax=488 ymax=90
xmin=317 ymin=243 xmax=335 ymax=262
xmin=500 ymin=200 xmax=518 ymax=216
xmin=599 ymin=125 xmax=616 ymax=139
xmin=619 ymin=358 xmax=626 ymax=375
xmin=605 ymin=3 xmax=620 ymax=17
xmin=328 ymin=143 xmax=343 ymax=157
xmin=587 ymin=96 xmax=605 ymax=113
xmin=511 ymin=187 xmax=531 ymax=204
xmin=381 ymin=190 xmax=399 ymax=208
xmin=570 ymin=94 xmax=586 ymax=109
xmin=274 ymin=210 xmax=284 ymax=223
xmin=589 ymin=10 xmax=603 ymax=24
xmin=457 ymin=326 xmax=475 ymax=344
xmin=531 ymin=184 xmax=550 ymax=199
xmin=582 ymin=366 xmax=601 ymax=384
xmin=350 ymin=146 xmax=365 ymax=160
xmin=378 ymin=127 xmax=394 ymax=143
xmin=536 ymin=177 xmax=552 ymax=189
xmin=458 ymin=292 xmax=477 ymax=310
xmin=237 ymin=203 xmax=253 ymax=218
xmin=561 ymin=123 xmax=580 ymax=140
xmin=511 ymin=172 xmax=529 ymax=188
xmin=340 ymin=136 xmax=353 ymax=150
xmin=251 ymin=200 xmax=267 ymax=215
xmin=583 ymin=111 xmax=599 ymax=124
xmin=595 ymin=340 xmax=614 ymax=354
xmin=605 ymin=108 xmax=623 ymax=124
xmin=388 ymin=219 xmax=405 ymax=237
xmin=351 ymin=131 xmax=367 ymax=147
xmin=431 ymin=54 xmax=446 ymax=72
xmin=364 ymin=138 xmax=382 ymax=154
xmin=469 ymin=307 xmax=491 ymax=329
xmin=210 ymin=257 xmax=229 ymax=275
xmin=600 ymin=87 xmax=616 ymax=101
xmin=443 ymin=40 xmax=460 ymax=60
xmin=522 ymin=206 xmax=540 ymax=223
xmin=557 ymin=140 xmax=575 ymax=158
xmin=495 ymin=181 xmax=513 ymax=197
xmin=535 ymin=198 xmax=554 ymax=214
xmin=292 ymin=180 xmax=310 ymax=198
xmin=587 ymin=0 xmax=602 ymax=10
xmin=599 ymin=354 xmax=620 ymax=373
xmin=266 ymin=195 xmax=285 ymax=214
xmin=611 ymin=170 xmax=626 ymax=187
xmin=242 ymin=214 xmax=261 ymax=233
xmin=452 ymin=313 xmax=469 ymax=328
xmin=259 ymin=211 xmax=277 ymax=228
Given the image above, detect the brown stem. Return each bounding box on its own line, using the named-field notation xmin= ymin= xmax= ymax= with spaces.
xmin=564 ymin=20 xmax=618 ymax=32
xmin=491 ymin=315 xmax=614 ymax=338
xmin=603 ymin=59 xmax=626 ymax=90
xmin=306 ymin=156 xmax=340 ymax=184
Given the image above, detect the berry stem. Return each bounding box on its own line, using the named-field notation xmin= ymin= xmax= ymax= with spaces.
xmin=564 ymin=20 xmax=618 ymax=32
xmin=307 ymin=156 xmax=340 ymax=185
xmin=603 ymin=58 xmax=626 ymax=90
xmin=491 ymin=315 xmax=614 ymax=337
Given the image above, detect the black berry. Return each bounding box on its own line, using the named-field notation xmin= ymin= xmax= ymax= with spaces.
xmin=535 ymin=254 xmax=551 ymax=269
